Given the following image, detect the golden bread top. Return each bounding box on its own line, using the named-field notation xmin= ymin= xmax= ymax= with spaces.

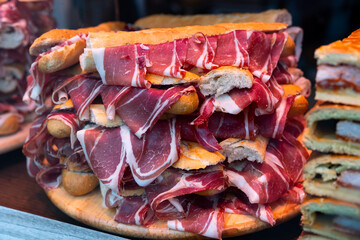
xmin=30 ymin=21 xmax=125 ymax=56
xmin=134 ymin=9 xmax=291 ymax=28
xmin=88 ymin=22 xmax=287 ymax=48
xmin=315 ymin=29 xmax=360 ymax=67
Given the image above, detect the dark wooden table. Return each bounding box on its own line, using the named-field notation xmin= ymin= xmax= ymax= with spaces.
xmin=0 ymin=147 xmax=302 ymax=240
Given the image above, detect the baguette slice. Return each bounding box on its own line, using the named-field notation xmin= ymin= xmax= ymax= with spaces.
xmin=30 ymin=21 xmax=125 ymax=56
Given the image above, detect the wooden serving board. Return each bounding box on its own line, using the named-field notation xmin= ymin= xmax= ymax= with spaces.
xmin=46 ymin=186 xmax=301 ymax=239
xmin=0 ymin=122 xmax=31 ymax=155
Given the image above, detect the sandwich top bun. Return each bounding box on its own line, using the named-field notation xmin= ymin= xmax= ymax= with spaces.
xmin=315 ymin=29 xmax=360 ymax=67
xmin=134 ymin=9 xmax=292 ymax=28
xmin=30 ymin=21 xmax=125 ymax=56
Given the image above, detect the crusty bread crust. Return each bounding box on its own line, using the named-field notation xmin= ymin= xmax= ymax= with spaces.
xmin=166 ymin=91 xmax=199 ymax=115
xmin=315 ymin=29 xmax=360 ymax=67
xmin=288 ymin=95 xmax=308 ymax=118
xmin=134 ymin=9 xmax=292 ymax=28
xmin=47 ymin=119 xmax=71 ymax=138
xmin=30 ymin=21 xmax=125 ymax=56
xmin=62 ymin=169 xmax=99 ymax=196
xmin=38 ymin=39 xmax=86 ymax=73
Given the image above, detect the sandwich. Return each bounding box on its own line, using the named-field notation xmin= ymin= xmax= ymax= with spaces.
xmin=301 ymin=198 xmax=360 ymax=240
xmin=24 ymin=22 xmax=310 ymax=239
xmin=303 ymin=152 xmax=360 ymax=205
xmin=314 ymin=29 xmax=360 ymax=106
xmin=303 ymin=103 xmax=360 ymax=156
xmin=0 ymin=0 xmax=55 ymax=136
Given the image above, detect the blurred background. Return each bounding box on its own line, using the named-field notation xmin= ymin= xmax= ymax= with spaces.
xmin=53 ymin=0 xmax=360 ymax=106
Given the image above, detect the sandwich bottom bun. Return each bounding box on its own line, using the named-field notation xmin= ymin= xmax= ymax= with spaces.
xmin=45 ymin=186 xmax=301 ymax=239
xmin=0 ymin=113 xmax=20 ymax=136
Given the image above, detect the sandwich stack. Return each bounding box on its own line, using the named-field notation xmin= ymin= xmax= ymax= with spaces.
xmin=23 ymin=19 xmax=311 ymax=239
xmin=300 ymin=29 xmax=360 ymax=240
xmin=0 ymin=0 xmax=54 ymax=136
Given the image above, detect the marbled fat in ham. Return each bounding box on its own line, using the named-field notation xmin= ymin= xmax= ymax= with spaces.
xmin=186 ymin=33 xmax=218 ymax=70
xmin=112 ymin=85 xmax=196 ymax=138
xmin=77 ymin=119 xmax=180 ymax=190
xmin=147 ymin=39 xmax=188 ymax=78
xmin=225 ymin=129 xmax=308 ymax=204
xmin=145 ymin=166 xmax=227 ymax=218
xmin=93 ymin=44 xmax=150 ymax=88
xmin=192 ymin=77 xmax=284 ymax=126
xmin=257 ymin=96 xmax=295 ymax=139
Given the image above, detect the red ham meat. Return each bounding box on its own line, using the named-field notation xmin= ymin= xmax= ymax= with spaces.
xmin=99 ymin=85 xmax=130 ymax=121
xmin=257 ymin=96 xmax=295 ymax=139
xmin=114 ymin=196 xmax=151 ymax=225
xmin=186 ymin=33 xmax=218 ymax=70
xmin=192 ymin=77 xmax=283 ymax=126
xmin=77 ymin=119 xmax=180 ymax=191
xmin=248 ymin=31 xmax=288 ymax=83
xmin=92 ymin=44 xmax=149 ymax=88
xmin=147 ymin=39 xmax=188 ymax=78
xmin=225 ymin=129 xmax=308 ymax=204
xmin=145 ymin=166 xmax=227 ymax=219
xmin=77 ymin=126 xmax=127 ymax=194
xmin=221 ymin=191 xmax=274 ymax=225
xmin=167 ymin=196 xmax=225 ymax=239
xmin=213 ymin=30 xmax=248 ymax=69
xmin=112 ymin=85 xmax=196 ymax=138
xmin=208 ymin=107 xmax=258 ymax=140
xmin=271 ymin=62 xmax=293 ymax=84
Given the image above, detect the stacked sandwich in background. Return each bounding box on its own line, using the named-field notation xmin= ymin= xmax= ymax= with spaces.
xmin=301 ymin=29 xmax=360 ymax=240
xmin=23 ymin=16 xmax=311 ymax=238
xmin=0 ymin=0 xmax=54 ymax=135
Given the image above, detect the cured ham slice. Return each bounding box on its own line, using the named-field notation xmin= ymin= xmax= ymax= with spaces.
xmin=186 ymin=33 xmax=218 ymax=70
xmin=35 ymin=164 xmax=64 ymax=190
xmin=178 ymin=116 xmax=222 ymax=152
xmin=93 ymin=44 xmax=150 ymax=88
xmin=208 ymin=108 xmax=257 ymax=140
xmin=77 ymin=126 xmax=127 ymax=194
xmin=225 ymin=130 xmax=308 ymax=204
xmin=122 ymin=119 xmax=180 ymax=186
xmin=147 ymin=39 xmax=188 ymax=78
xmin=77 ymin=119 xmax=180 ymax=191
xmin=192 ymin=77 xmax=283 ymax=126
xmin=167 ymin=196 xmax=224 ymax=239
xmin=114 ymin=196 xmax=151 ymax=225
xmin=53 ymin=74 xmax=103 ymax=121
xmin=145 ymin=166 xmax=227 ymax=219
xmin=248 ymin=31 xmax=288 ymax=83
xmin=112 ymin=85 xmax=196 ymax=138
xmin=257 ymin=96 xmax=295 ymax=139
xmin=213 ymin=30 xmax=249 ymax=69
xmin=221 ymin=191 xmax=274 ymax=225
